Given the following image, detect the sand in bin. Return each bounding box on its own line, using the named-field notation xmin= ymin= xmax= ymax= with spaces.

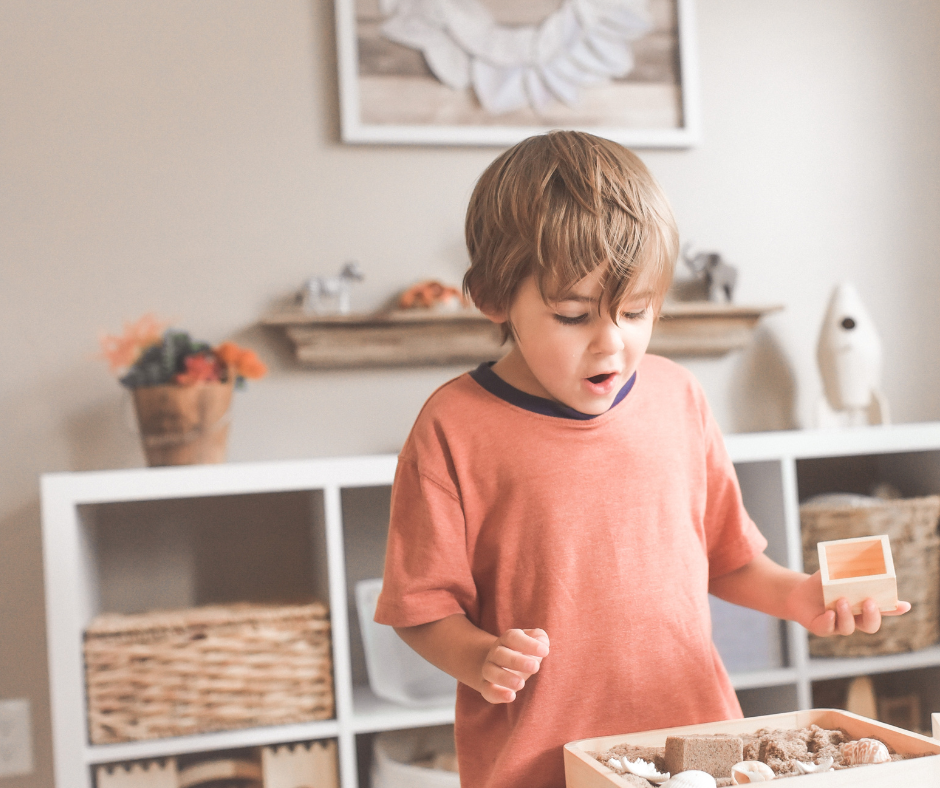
xmin=594 ymin=724 xmax=927 ymax=785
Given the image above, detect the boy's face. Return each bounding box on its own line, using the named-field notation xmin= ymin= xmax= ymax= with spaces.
xmin=486 ymin=267 xmax=655 ymax=415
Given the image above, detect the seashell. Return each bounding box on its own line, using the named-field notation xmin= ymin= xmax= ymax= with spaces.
xmin=661 ymin=771 xmax=717 ymax=788
xmin=840 ymin=738 xmax=890 ymax=765
xmin=793 ymin=757 xmax=834 ymax=774
xmin=731 ymin=760 xmax=775 ymax=783
xmin=623 ymin=757 xmax=670 ymax=784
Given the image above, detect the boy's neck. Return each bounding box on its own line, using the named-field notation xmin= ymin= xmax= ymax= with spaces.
xmin=490 ymin=347 xmax=553 ymax=400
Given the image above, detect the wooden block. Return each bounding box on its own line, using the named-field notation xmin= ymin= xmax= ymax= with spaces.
xmin=262 ymin=740 xmax=339 ymax=788
xmin=664 ymin=733 xmax=743 ymax=778
xmin=845 ymin=675 xmax=877 ymax=720
xmin=933 ymin=712 xmax=939 ymax=741
xmin=817 ymin=534 xmax=898 ymax=615
xmin=96 ymin=759 xmax=177 ymax=788
xmin=178 ymin=758 xmax=261 ymax=788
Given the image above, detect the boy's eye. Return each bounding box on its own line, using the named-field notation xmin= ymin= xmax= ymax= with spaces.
xmin=621 ymin=309 xmax=647 ymax=321
xmin=553 ymin=313 xmax=588 ymax=326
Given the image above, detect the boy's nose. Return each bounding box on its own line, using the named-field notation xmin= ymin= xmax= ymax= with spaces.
xmin=590 ymin=318 xmax=625 ymax=355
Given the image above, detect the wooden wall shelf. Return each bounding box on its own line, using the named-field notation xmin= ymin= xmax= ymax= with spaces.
xmin=262 ymin=303 xmax=783 ymax=369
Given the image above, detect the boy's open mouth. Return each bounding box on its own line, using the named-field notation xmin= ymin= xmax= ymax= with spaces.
xmin=587 ymin=372 xmax=615 ymax=385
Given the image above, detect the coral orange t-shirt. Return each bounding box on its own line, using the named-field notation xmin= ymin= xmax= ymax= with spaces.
xmin=375 ymin=354 xmax=767 ymax=788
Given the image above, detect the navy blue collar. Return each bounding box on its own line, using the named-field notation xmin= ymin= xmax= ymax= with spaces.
xmin=469 ymin=362 xmax=636 ymax=420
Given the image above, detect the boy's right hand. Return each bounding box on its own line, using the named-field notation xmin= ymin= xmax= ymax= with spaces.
xmin=480 ymin=628 xmax=549 ymax=704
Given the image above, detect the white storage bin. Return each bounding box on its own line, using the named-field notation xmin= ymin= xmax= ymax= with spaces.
xmin=372 ymin=726 xmax=460 ymax=788
xmin=356 ymin=578 xmax=457 ymax=707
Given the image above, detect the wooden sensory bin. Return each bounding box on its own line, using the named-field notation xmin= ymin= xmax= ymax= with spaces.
xmin=564 ymin=709 xmax=940 ymax=787
xmin=41 ymin=422 xmax=940 ymax=788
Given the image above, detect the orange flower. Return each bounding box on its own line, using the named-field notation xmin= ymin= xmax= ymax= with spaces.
xmin=215 ymin=342 xmax=268 ymax=380
xmin=99 ymin=314 xmax=167 ymax=372
xmin=175 ymin=354 xmax=222 ymax=385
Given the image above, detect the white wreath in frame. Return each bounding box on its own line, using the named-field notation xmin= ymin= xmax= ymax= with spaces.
xmin=378 ymin=0 xmax=653 ymax=115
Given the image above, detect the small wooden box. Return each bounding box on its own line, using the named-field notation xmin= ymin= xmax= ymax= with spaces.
xmin=564 ymin=709 xmax=940 ymax=787
xmin=818 ymin=535 xmax=898 ymax=615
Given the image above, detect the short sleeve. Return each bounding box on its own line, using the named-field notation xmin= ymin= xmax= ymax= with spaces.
xmin=700 ymin=400 xmax=768 ymax=578
xmin=373 ymin=452 xmax=479 ymax=628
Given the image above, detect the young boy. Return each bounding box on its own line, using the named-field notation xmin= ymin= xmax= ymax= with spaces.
xmin=374 ymin=131 xmax=908 ymax=788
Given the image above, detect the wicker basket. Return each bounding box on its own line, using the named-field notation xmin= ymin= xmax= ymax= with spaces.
xmin=84 ymin=602 xmax=333 ymax=744
xmin=800 ymin=495 xmax=940 ymax=657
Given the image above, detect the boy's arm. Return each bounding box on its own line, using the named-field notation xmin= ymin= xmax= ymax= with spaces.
xmin=708 ymin=552 xmax=910 ymax=637
xmin=394 ymin=613 xmax=549 ymax=704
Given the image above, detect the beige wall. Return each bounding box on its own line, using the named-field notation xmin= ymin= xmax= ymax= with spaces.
xmin=1 ymin=2 xmax=939 ymax=785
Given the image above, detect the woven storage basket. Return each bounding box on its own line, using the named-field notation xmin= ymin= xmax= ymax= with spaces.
xmin=84 ymin=602 xmax=333 ymax=744
xmin=800 ymin=495 xmax=940 ymax=657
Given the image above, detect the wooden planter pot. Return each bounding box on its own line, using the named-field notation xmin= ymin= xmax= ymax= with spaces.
xmin=131 ymin=379 xmax=234 ymax=467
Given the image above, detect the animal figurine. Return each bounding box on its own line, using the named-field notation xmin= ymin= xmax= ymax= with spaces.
xmin=683 ymin=245 xmax=738 ymax=302
xmin=816 ymin=282 xmax=890 ymax=427
xmin=298 ymin=261 xmax=364 ymax=315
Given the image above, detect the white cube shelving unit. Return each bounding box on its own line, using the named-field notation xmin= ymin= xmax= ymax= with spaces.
xmin=41 ymin=423 xmax=940 ymax=787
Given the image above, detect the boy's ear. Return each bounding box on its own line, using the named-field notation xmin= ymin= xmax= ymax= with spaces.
xmin=478 ymin=304 xmax=508 ymax=324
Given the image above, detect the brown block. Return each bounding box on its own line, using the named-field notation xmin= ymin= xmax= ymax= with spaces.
xmin=664 ymin=734 xmax=744 ymax=779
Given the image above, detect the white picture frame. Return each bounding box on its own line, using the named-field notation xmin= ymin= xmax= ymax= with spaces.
xmin=335 ymin=0 xmax=701 ymax=148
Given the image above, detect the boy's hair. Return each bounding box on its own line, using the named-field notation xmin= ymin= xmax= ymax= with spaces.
xmin=463 ymin=130 xmax=678 ymax=340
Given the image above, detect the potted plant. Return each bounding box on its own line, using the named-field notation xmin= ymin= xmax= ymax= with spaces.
xmin=100 ymin=314 xmax=267 ymax=466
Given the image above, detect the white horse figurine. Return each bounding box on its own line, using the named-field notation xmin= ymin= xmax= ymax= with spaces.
xmin=299 ymin=261 xmax=364 ymax=315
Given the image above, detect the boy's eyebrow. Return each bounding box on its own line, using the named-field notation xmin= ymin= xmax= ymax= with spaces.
xmin=555 ymin=289 xmax=656 ymax=304
xmin=556 ymin=293 xmax=597 ymax=303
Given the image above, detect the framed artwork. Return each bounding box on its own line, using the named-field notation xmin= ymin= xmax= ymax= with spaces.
xmin=335 ymin=0 xmax=700 ymax=147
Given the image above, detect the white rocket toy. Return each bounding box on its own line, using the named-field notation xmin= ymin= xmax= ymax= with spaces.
xmin=816 ymin=283 xmax=890 ymax=427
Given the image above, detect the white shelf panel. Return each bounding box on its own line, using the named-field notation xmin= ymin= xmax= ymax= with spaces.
xmin=728 ymin=668 xmax=798 ymax=690
xmin=351 ymin=686 xmax=455 ymax=733
xmin=807 ymin=644 xmax=940 ymax=682
xmin=725 ymin=422 xmax=940 ymax=463
xmin=82 ymin=719 xmax=340 ymax=765
xmin=42 ymin=454 xmax=398 ymax=504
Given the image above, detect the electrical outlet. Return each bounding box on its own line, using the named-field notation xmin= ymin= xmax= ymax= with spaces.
xmin=0 ymin=699 xmax=33 ymax=777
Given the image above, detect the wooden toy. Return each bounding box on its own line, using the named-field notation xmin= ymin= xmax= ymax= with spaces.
xmin=664 ymin=734 xmax=742 ymax=778
xmin=177 ymin=758 xmax=261 ymax=788
xmin=95 ymin=759 xmax=177 ymax=788
xmin=845 ymin=675 xmax=878 ymax=719
xmin=817 ymin=534 xmax=897 ymax=615
xmin=262 ymin=740 xmax=339 ymax=788
xmin=564 ymin=710 xmax=940 ymax=787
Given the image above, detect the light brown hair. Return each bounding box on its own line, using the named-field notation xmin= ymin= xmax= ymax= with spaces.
xmin=463 ymin=130 xmax=678 ymax=339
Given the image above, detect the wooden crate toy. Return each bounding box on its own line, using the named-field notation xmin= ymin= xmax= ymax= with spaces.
xmin=95 ymin=759 xmax=177 ymax=788
xmin=262 ymin=741 xmax=339 ymax=788
xmin=564 ymin=709 xmax=940 ymax=787
xmin=817 ymin=534 xmax=897 ymax=615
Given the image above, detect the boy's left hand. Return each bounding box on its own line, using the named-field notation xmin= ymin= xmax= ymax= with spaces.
xmin=785 ymin=571 xmax=911 ymax=636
